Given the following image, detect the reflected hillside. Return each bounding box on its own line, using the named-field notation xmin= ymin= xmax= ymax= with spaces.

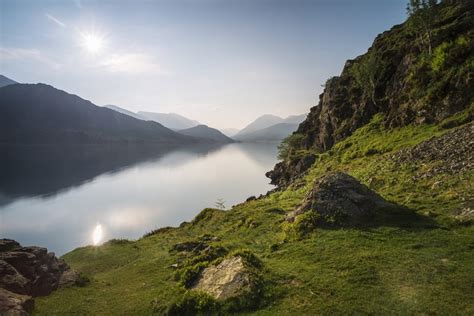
xmin=234 ymin=142 xmax=279 ymax=168
xmin=0 ymin=144 xmax=223 ymax=205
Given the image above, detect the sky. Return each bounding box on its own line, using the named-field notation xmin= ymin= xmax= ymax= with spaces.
xmin=0 ymin=0 xmax=407 ymax=129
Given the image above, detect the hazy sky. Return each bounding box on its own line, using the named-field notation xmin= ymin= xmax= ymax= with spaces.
xmin=0 ymin=0 xmax=407 ymax=129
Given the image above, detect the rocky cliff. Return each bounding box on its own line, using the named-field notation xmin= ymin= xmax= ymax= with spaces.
xmin=268 ymin=0 xmax=474 ymax=187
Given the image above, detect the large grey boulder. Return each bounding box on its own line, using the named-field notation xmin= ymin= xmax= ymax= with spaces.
xmin=288 ymin=172 xmax=398 ymax=226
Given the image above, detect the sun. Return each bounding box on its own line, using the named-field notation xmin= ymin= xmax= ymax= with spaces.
xmin=80 ymin=32 xmax=105 ymax=54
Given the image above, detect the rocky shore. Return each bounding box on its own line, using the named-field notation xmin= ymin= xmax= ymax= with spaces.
xmin=0 ymin=239 xmax=80 ymax=315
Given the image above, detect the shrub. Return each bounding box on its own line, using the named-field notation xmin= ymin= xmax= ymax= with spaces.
xmin=166 ymin=291 xmax=220 ymax=316
xmin=75 ymin=273 xmax=90 ymax=287
xmin=177 ymin=262 xmax=209 ymax=288
xmin=277 ymin=133 xmax=305 ymax=160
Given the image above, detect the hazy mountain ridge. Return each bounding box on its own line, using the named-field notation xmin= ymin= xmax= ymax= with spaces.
xmin=138 ymin=111 xmax=200 ymax=130
xmin=233 ymin=114 xmax=306 ymax=142
xmin=178 ymin=125 xmax=234 ymax=143
xmin=0 ymin=75 xmax=17 ymax=88
xmin=220 ymin=128 xmax=240 ymax=137
xmin=0 ymin=84 xmax=195 ymax=145
xmin=104 ymin=105 xmax=146 ymax=120
xmin=233 ymin=122 xmax=299 ymax=142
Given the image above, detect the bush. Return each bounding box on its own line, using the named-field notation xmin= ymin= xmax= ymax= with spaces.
xmin=177 ymin=262 xmax=209 ymax=288
xmin=75 ymin=273 xmax=90 ymax=287
xmin=277 ymin=133 xmax=305 ymax=160
xmin=166 ymin=291 xmax=220 ymax=316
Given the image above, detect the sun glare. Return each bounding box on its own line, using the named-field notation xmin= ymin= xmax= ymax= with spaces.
xmin=92 ymin=223 xmax=103 ymax=246
xmin=81 ymin=32 xmax=104 ymax=54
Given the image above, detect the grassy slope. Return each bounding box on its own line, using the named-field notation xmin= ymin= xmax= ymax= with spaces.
xmin=34 ymin=108 xmax=474 ymax=315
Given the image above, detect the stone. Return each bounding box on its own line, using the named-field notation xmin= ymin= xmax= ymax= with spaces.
xmin=0 ymin=260 xmax=30 ymax=295
xmin=58 ymin=268 xmax=80 ymax=288
xmin=0 ymin=238 xmax=80 ymax=301
xmin=392 ymin=123 xmax=473 ymax=179
xmin=192 ymin=256 xmax=251 ymax=301
xmin=288 ymin=172 xmax=397 ymax=226
xmin=0 ymin=288 xmax=34 ymax=316
xmin=0 ymin=240 xmax=20 ymax=252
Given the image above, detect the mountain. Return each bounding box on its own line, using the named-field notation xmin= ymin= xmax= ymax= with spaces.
xmin=104 ymin=105 xmax=146 ymax=120
xmin=0 ymin=84 xmax=195 ymax=145
xmin=233 ymin=114 xmax=306 ymax=142
xmin=138 ymin=111 xmax=199 ymax=130
xmin=220 ymin=128 xmax=240 ymax=137
xmin=178 ymin=125 xmax=234 ymax=143
xmin=0 ymin=75 xmax=17 ymax=88
xmin=282 ymin=114 xmax=307 ymax=124
xmin=233 ymin=122 xmax=299 ymax=142
xmin=267 ymin=0 xmax=474 ymax=187
xmin=234 ymin=114 xmax=283 ymax=137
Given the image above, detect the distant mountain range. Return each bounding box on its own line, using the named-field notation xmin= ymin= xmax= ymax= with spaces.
xmin=233 ymin=114 xmax=306 ymax=142
xmin=220 ymin=128 xmax=240 ymax=137
xmin=0 ymin=75 xmax=17 ymax=88
xmin=138 ymin=111 xmax=199 ymax=130
xmin=105 ymin=104 xmax=145 ymax=120
xmin=104 ymin=105 xmax=201 ymax=131
xmin=233 ymin=123 xmax=300 ymax=142
xmin=0 ymin=74 xmax=305 ymax=145
xmin=0 ymin=84 xmax=195 ymax=145
xmin=178 ymin=125 xmax=234 ymax=143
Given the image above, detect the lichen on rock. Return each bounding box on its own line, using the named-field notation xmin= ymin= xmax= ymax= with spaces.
xmin=192 ymin=256 xmax=250 ymax=301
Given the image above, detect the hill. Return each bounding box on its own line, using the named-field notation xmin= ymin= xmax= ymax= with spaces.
xmin=178 ymin=125 xmax=234 ymax=143
xmin=15 ymin=1 xmax=474 ymax=315
xmin=104 ymin=104 xmax=146 ymax=120
xmin=220 ymin=128 xmax=240 ymax=137
xmin=0 ymin=74 xmax=17 ymax=88
xmin=233 ymin=122 xmax=299 ymax=142
xmin=138 ymin=111 xmax=199 ymax=130
xmin=234 ymin=114 xmax=306 ymax=141
xmin=234 ymin=114 xmax=284 ymax=137
xmin=0 ymin=84 xmax=195 ymax=145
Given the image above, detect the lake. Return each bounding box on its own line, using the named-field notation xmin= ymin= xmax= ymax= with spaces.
xmin=0 ymin=143 xmax=278 ymax=255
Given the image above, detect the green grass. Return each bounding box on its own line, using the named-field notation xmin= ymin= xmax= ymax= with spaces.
xmin=34 ymin=114 xmax=474 ymax=315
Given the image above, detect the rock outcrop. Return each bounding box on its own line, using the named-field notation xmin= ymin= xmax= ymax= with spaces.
xmin=192 ymin=256 xmax=251 ymax=301
xmin=0 ymin=288 xmax=35 ymax=316
xmin=268 ymin=1 xmax=474 ymax=188
xmin=0 ymin=239 xmax=79 ymax=315
xmin=287 ymin=172 xmax=402 ymax=226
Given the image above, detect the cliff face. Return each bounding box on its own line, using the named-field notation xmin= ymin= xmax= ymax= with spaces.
xmin=268 ymin=0 xmax=474 ymax=187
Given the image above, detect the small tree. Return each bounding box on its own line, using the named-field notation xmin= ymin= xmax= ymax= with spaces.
xmin=277 ymin=133 xmax=305 ymax=160
xmin=351 ymin=51 xmax=383 ymax=106
xmin=214 ymin=198 xmax=226 ymax=210
xmin=406 ymin=0 xmax=439 ymax=55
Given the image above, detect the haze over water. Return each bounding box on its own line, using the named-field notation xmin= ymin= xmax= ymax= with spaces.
xmin=0 ymin=143 xmax=277 ymax=254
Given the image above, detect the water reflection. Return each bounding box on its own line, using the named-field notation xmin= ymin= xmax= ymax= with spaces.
xmin=0 ymin=143 xmax=277 ymax=254
xmin=0 ymin=144 xmax=222 ymax=204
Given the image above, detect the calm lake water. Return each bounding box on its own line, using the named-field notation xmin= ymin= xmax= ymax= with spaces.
xmin=0 ymin=143 xmax=277 ymax=255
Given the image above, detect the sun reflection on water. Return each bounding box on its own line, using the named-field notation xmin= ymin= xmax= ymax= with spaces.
xmin=92 ymin=223 xmax=103 ymax=246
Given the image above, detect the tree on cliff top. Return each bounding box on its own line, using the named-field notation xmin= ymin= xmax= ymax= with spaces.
xmin=406 ymin=0 xmax=439 ymax=55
